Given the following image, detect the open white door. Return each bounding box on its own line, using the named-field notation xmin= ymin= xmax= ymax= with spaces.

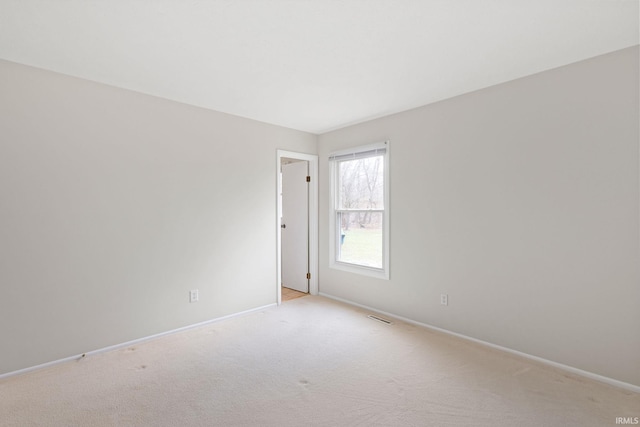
xmin=281 ymin=160 xmax=309 ymax=293
xmin=276 ymin=150 xmax=317 ymax=305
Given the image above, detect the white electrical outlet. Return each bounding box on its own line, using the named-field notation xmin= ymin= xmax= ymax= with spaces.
xmin=190 ymin=289 xmax=199 ymax=303
xmin=440 ymin=294 xmax=448 ymax=306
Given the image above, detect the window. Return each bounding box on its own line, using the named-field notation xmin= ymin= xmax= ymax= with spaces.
xmin=329 ymin=141 xmax=389 ymax=279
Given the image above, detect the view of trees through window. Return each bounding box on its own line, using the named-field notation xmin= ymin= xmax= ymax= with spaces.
xmin=337 ymin=155 xmax=384 ymax=268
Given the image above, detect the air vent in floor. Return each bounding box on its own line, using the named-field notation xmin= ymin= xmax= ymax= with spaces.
xmin=367 ymin=314 xmax=393 ymax=325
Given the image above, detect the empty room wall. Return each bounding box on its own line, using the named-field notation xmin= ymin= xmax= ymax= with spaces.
xmin=318 ymin=46 xmax=640 ymax=387
xmin=0 ymin=60 xmax=316 ymax=375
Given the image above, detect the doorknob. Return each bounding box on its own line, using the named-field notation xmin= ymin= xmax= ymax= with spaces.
xmin=281 ymin=224 xmax=286 ymax=228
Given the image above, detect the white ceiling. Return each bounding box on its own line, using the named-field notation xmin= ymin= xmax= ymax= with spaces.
xmin=1 ymin=1 xmax=638 ymax=134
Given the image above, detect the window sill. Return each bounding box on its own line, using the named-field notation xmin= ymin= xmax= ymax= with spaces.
xmin=330 ymin=261 xmax=389 ymax=280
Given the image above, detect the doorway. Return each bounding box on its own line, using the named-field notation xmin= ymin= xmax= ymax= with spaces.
xmin=276 ymin=150 xmax=318 ymax=305
xmin=281 ymin=158 xmax=309 ymax=294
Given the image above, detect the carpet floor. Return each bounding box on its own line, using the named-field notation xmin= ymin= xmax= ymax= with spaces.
xmin=1 ymin=296 xmax=637 ymax=426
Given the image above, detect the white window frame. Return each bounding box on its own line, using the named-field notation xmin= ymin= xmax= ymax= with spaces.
xmin=329 ymin=140 xmax=390 ymax=280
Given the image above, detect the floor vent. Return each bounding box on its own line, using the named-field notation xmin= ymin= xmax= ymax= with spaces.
xmin=367 ymin=315 xmax=393 ymax=325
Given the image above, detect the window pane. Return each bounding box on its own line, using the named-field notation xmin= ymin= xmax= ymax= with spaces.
xmin=338 ymin=212 xmax=383 ymax=269
xmin=338 ymin=156 xmax=384 ymax=210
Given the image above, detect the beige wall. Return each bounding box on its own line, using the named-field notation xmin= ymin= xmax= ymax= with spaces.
xmin=0 ymin=60 xmax=316 ymax=375
xmin=318 ymin=46 xmax=640 ymax=386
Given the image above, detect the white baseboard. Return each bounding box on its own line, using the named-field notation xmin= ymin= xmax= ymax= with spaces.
xmin=319 ymin=292 xmax=640 ymax=394
xmin=0 ymin=303 xmax=277 ymax=381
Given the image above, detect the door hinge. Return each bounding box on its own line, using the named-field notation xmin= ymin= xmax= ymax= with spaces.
xmin=306 ymin=273 xmax=311 ymax=280
xmin=306 ymin=176 xmax=311 ymax=182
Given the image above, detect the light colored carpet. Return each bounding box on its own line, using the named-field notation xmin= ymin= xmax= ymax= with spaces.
xmin=1 ymin=296 xmax=637 ymax=426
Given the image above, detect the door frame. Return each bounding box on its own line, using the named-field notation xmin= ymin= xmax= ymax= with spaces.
xmin=276 ymin=150 xmax=318 ymax=305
